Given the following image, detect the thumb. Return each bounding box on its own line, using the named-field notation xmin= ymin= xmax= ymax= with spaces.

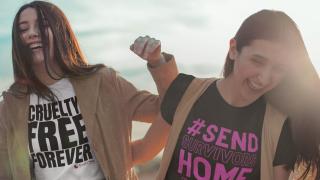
xmin=153 ymin=44 xmax=161 ymax=54
xmin=130 ymin=44 xmax=134 ymax=51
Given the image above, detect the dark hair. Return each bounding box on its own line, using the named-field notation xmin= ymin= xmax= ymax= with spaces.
xmin=223 ymin=10 xmax=320 ymax=178
xmin=10 ymin=1 xmax=104 ymax=100
xmin=223 ymin=10 xmax=302 ymax=78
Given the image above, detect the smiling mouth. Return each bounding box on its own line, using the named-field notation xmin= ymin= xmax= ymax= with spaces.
xmin=30 ymin=43 xmax=43 ymax=51
xmin=31 ymin=47 xmax=42 ymax=51
xmin=247 ymin=79 xmax=264 ymax=92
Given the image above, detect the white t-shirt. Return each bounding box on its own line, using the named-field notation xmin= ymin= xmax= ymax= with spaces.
xmin=28 ymin=78 xmax=105 ymax=180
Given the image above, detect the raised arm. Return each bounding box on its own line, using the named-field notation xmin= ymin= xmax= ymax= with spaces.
xmin=129 ymin=36 xmax=178 ymax=164
xmin=130 ymin=35 xmax=178 ymax=99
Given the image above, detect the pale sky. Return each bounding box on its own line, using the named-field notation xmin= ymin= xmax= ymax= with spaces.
xmin=1 ymin=0 xmax=319 ymax=93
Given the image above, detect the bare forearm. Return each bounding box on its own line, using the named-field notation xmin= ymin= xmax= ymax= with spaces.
xmin=274 ymin=165 xmax=291 ymax=180
xmin=131 ymin=115 xmax=171 ymax=166
xmin=131 ymin=139 xmax=157 ymax=166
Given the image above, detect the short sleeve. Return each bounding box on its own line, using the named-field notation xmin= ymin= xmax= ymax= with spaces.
xmin=273 ymin=118 xmax=297 ymax=169
xmin=160 ymin=73 xmax=194 ymax=125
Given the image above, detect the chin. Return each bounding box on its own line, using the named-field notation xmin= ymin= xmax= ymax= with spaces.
xmin=243 ymin=87 xmax=263 ymax=102
xmin=32 ymin=57 xmax=45 ymax=65
xmin=32 ymin=53 xmax=45 ymax=65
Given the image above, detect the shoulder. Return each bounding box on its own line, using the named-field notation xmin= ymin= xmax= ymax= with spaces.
xmin=84 ymin=66 xmax=117 ymax=79
xmin=168 ymin=73 xmax=195 ymax=90
xmin=0 ymin=99 xmax=6 ymax=127
xmin=94 ymin=66 xmax=123 ymax=84
xmin=95 ymin=66 xmax=117 ymax=76
xmin=160 ymin=73 xmax=195 ymax=124
xmin=163 ymin=73 xmax=195 ymax=101
xmin=89 ymin=66 xmax=135 ymax=95
xmin=163 ymin=73 xmax=218 ymax=102
xmin=70 ymin=66 xmax=119 ymax=86
xmin=175 ymin=73 xmax=195 ymax=82
xmin=0 ymin=100 xmax=3 ymax=114
xmin=166 ymin=74 xmax=217 ymax=100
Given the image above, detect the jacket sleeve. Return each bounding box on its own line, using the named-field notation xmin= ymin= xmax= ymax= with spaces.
xmin=0 ymin=100 xmax=12 ymax=179
xmin=109 ymin=53 xmax=178 ymax=123
xmin=111 ymin=68 xmax=160 ymax=123
xmin=147 ymin=53 xmax=179 ymax=100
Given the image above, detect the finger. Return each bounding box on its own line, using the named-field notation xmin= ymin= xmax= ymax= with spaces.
xmin=133 ymin=37 xmax=148 ymax=55
xmin=143 ymin=38 xmax=160 ymax=58
xmin=142 ymin=38 xmax=155 ymax=59
xmin=133 ymin=36 xmax=143 ymax=52
xmin=143 ymin=39 xmax=161 ymax=59
xmin=134 ymin=36 xmax=143 ymax=43
xmin=130 ymin=44 xmax=134 ymax=51
xmin=148 ymin=40 xmax=161 ymax=53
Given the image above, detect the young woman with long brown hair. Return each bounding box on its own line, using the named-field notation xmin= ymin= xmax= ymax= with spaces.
xmin=0 ymin=1 xmax=178 ymax=179
xmin=132 ymin=9 xmax=320 ymax=180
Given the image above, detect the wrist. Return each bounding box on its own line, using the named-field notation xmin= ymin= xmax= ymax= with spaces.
xmin=147 ymin=54 xmax=167 ymax=68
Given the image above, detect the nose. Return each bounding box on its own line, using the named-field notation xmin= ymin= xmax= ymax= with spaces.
xmin=27 ymin=26 xmax=40 ymax=40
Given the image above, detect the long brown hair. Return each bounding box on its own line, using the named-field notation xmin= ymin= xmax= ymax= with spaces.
xmin=10 ymin=1 xmax=104 ymax=101
xmin=222 ymin=10 xmax=320 ymax=178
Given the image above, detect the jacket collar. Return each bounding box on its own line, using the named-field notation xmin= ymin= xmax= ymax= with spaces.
xmin=69 ymin=74 xmax=101 ymax=120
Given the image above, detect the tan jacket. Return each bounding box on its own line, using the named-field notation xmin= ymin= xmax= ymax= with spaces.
xmin=0 ymin=56 xmax=178 ymax=180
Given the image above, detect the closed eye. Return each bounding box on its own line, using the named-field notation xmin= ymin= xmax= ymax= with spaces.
xmin=19 ymin=24 xmax=29 ymax=32
xmin=251 ymin=54 xmax=268 ymax=65
xmin=251 ymin=58 xmax=264 ymax=65
xmin=19 ymin=28 xmax=28 ymax=32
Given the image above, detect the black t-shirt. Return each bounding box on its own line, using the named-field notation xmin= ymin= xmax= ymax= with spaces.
xmin=161 ymin=74 xmax=296 ymax=180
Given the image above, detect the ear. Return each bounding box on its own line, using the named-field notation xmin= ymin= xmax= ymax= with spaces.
xmin=228 ymin=38 xmax=238 ymax=60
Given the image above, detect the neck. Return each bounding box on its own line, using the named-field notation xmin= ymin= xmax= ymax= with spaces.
xmin=217 ymin=75 xmax=257 ymax=107
xmin=33 ymin=61 xmax=62 ymax=86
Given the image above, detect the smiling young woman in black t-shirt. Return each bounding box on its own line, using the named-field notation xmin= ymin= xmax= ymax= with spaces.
xmin=131 ymin=9 xmax=320 ymax=180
